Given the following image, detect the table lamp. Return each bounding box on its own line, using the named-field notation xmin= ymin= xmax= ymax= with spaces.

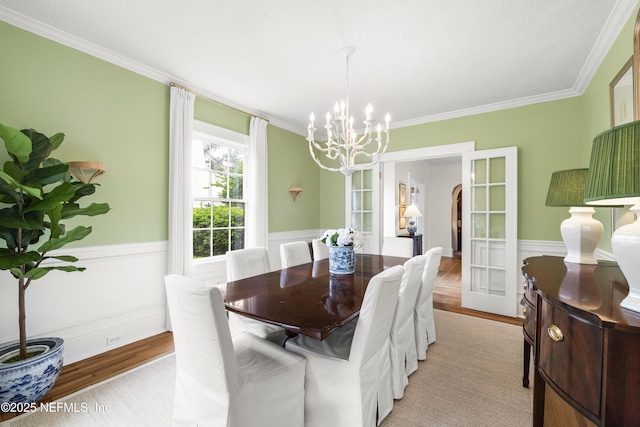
xmin=585 ymin=120 xmax=640 ymax=313
xmin=403 ymin=204 xmax=422 ymax=235
xmin=545 ymin=168 xmax=607 ymax=265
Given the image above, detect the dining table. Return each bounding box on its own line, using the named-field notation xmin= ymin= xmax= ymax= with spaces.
xmin=221 ymin=253 xmax=409 ymax=340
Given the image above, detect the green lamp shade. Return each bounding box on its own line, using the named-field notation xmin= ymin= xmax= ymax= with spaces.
xmin=585 ymin=120 xmax=640 ymax=205
xmin=545 ymin=168 xmax=589 ymax=207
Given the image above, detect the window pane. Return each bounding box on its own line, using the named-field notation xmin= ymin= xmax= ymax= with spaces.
xmin=231 ymin=228 xmax=245 ymax=250
xmin=212 ymin=229 xmax=229 ymax=256
xmin=193 ymin=230 xmax=211 ymax=258
xmin=209 ymin=144 xmax=228 ymax=172
xmin=192 ymin=202 xmax=212 ymax=229
xmin=192 ymin=170 xmax=210 ymax=198
xmin=229 ymin=175 xmax=243 ymax=199
xmin=213 ymin=202 xmax=229 ymax=227
xmin=231 ymin=202 xmax=245 ymax=227
xmin=229 ymin=147 xmax=244 ymax=174
xmin=210 ymin=173 xmax=227 ymax=198
xmin=193 ymin=139 xmax=209 ymax=169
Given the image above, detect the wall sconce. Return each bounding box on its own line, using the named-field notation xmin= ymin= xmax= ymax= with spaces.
xmin=288 ymin=187 xmax=303 ymax=202
xmin=67 ymin=161 xmax=107 ymax=183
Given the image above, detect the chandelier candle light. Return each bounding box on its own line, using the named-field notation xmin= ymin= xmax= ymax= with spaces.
xmin=307 ymin=46 xmax=390 ymax=177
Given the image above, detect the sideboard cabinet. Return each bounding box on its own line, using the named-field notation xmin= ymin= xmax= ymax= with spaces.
xmin=522 ymin=256 xmax=640 ymax=426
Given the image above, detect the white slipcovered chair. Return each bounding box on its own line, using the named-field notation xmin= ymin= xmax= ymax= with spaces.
xmin=164 ymin=274 xmax=306 ymax=427
xmin=311 ymin=238 xmax=330 ymax=260
xmin=381 ymin=237 xmax=413 ymax=258
xmin=280 ymin=241 xmax=312 ymax=268
xmin=414 ymin=247 xmax=443 ymax=360
xmin=389 ymin=255 xmax=426 ymax=399
xmin=285 ymin=265 xmax=404 ymax=427
xmin=226 ymin=247 xmax=287 ymax=346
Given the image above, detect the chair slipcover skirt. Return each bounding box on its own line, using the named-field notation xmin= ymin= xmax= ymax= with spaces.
xmin=166 ymin=275 xmax=305 ymax=427
xmin=286 ymin=265 xmax=403 ymax=427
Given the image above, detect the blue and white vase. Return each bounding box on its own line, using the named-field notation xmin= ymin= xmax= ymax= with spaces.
xmin=0 ymin=337 xmax=64 ymax=405
xmin=329 ymin=246 xmax=355 ymax=275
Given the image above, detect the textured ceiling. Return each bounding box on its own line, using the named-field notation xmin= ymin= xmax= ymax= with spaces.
xmin=0 ymin=0 xmax=637 ymax=135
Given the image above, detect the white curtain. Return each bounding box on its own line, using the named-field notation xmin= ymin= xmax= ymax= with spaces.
xmin=246 ymin=117 xmax=268 ymax=248
xmin=168 ymin=85 xmax=195 ymax=277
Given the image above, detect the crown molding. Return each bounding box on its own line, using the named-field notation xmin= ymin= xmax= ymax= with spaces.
xmin=2 ymin=1 xmax=637 ymax=138
xmin=0 ymin=6 xmax=276 ymax=127
xmin=391 ymin=88 xmax=580 ymax=129
xmin=573 ymin=0 xmax=638 ymax=94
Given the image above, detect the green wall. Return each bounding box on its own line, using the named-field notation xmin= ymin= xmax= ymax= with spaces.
xmin=2 ymin=0 xmax=639 ymax=247
xmin=0 ymin=21 xmax=169 ymax=246
xmin=0 ymin=20 xmax=318 ymax=245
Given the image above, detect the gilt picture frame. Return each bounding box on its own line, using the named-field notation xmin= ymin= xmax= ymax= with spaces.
xmin=399 ymin=183 xmax=406 ymax=229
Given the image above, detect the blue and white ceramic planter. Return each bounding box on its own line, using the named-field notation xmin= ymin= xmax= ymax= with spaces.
xmin=329 ymin=246 xmax=355 ymax=275
xmin=0 ymin=337 xmax=64 ymax=405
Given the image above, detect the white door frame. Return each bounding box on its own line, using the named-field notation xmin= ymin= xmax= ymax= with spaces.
xmin=379 ymin=142 xmax=476 ymax=247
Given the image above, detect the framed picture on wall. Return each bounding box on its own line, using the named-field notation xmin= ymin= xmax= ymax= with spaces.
xmin=399 ymin=183 xmax=406 ymax=229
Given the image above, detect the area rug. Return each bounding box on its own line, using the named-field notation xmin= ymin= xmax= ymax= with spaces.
xmin=5 ymin=310 xmax=531 ymax=427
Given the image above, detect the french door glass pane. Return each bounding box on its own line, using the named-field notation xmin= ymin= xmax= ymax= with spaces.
xmin=489 ymin=214 xmax=506 ymax=239
xmin=472 ymin=187 xmax=486 ymax=211
xmin=489 ymin=157 xmax=505 ymax=183
xmin=489 ymin=185 xmax=505 ymax=210
xmin=363 ymin=190 xmax=372 ymax=210
xmin=473 ymin=159 xmax=487 ymax=184
xmin=472 ymin=213 xmax=487 ymax=238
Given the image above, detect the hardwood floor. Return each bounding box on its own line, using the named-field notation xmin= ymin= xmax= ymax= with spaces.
xmin=1 ymin=254 xmax=522 ymax=421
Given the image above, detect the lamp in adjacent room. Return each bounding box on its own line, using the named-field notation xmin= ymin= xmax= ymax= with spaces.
xmin=584 ymin=120 xmax=640 ymax=313
xmin=403 ymin=204 xmax=422 ymax=235
xmin=545 ymin=168 xmax=609 ymax=265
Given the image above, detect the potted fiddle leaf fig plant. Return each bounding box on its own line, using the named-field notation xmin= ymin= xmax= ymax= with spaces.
xmin=0 ymin=123 xmax=110 ymax=406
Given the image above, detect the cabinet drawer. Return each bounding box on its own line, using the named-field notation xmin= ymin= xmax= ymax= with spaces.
xmin=538 ymin=298 xmax=603 ymax=418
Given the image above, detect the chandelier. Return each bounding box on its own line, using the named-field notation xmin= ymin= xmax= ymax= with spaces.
xmin=307 ymin=46 xmax=390 ymax=177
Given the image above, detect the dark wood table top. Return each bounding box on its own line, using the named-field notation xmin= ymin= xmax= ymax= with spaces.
xmin=522 ymin=255 xmax=640 ymax=330
xmin=221 ymin=253 xmax=408 ymax=340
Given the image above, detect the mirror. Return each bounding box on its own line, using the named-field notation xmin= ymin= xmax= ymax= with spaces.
xmin=609 ymin=56 xmax=634 ymax=127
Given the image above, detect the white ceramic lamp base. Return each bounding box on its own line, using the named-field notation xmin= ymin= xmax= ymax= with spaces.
xmin=560 ymin=207 xmax=603 ymax=265
xmin=614 ymin=204 xmax=640 ymax=313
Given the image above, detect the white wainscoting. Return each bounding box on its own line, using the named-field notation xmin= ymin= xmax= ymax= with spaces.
xmin=0 ymin=235 xmax=616 ymax=365
xmin=0 ymin=241 xmax=169 ymax=365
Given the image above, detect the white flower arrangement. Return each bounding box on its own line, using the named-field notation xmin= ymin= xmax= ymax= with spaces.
xmin=321 ymin=227 xmax=362 ymax=248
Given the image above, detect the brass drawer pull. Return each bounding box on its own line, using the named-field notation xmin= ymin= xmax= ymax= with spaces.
xmin=548 ymin=324 xmax=564 ymax=342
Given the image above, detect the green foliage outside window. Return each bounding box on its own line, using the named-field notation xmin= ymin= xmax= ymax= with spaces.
xmin=193 ymin=204 xmax=245 ymax=258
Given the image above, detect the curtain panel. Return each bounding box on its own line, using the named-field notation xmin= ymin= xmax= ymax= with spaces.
xmin=168 ymin=86 xmax=196 ymax=277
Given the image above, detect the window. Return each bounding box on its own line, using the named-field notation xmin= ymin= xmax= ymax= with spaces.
xmin=191 ymin=122 xmax=249 ymax=259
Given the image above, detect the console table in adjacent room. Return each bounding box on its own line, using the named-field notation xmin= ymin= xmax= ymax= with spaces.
xmin=521 ymin=256 xmax=640 ymax=427
xmin=398 ymin=233 xmax=422 ymax=256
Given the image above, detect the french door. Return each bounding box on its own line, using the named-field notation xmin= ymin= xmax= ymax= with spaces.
xmin=345 ymin=165 xmax=381 ymax=254
xmin=461 ymin=147 xmax=518 ymax=317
